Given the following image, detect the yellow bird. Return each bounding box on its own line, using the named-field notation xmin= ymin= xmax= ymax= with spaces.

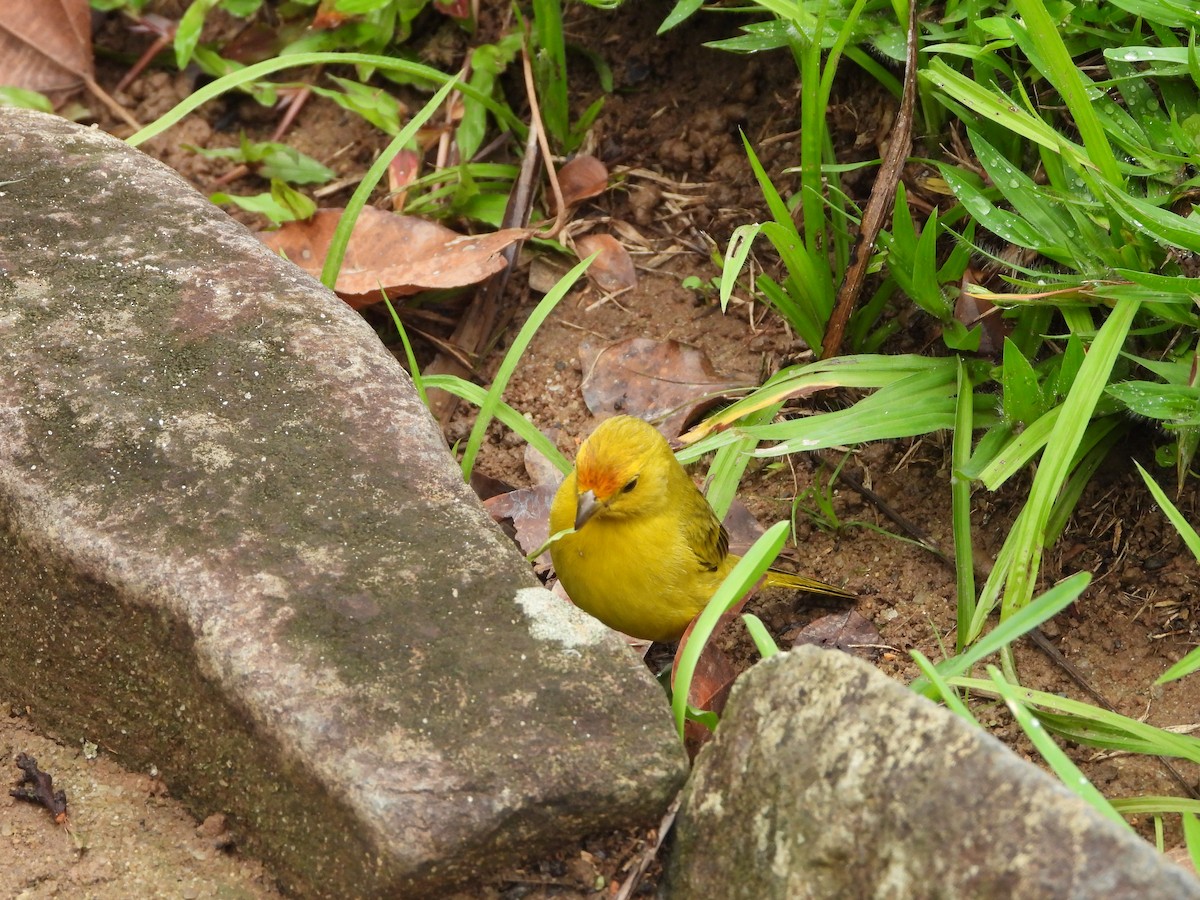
xmin=549 ymin=415 xmax=854 ymax=642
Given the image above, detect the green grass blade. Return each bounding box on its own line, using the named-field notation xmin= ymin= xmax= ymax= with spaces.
xmin=672 ymin=521 xmax=791 ymax=737
xmin=382 ymin=296 xmax=427 ymax=408
xmin=999 ymin=298 xmax=1139 ymax=617
xmin=910 ymin=650 xmax=977 ymax=724
xmin=321 ymin=76 xmax=459 ymax=289
xmin=422 ymin=374 xmax=570 ymax=475
xmin=950 ymin=675 xmax=1200 ymax=764
xmin=1112 ymin=797 xmax=1200 ymax=816
xmin=1010 ymin=0 xmax=1120 ymax=185
xmin=741 ymin=613 xmax=781 ymax=660
xmin=911 ymin=571 xmax=1089 ymax=696
xmin=952 ymin=359 xmax=976 ymax=651
xmin=127 ymin=52 xmax=525 ymax=147
xmin=459 ymin=256 xmax=592 ymax=480
xmin=986 ymin=666 xmax=1130 ymax=829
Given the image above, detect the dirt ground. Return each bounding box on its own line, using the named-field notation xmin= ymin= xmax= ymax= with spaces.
xmin=5 ymin=2 xmax=1200 ymax=897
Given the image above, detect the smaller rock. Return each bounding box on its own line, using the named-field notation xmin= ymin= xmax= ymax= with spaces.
xmin=664 ymin=646 xmax=1200 ymax=899
xmin=195 ymin=812 xmax=227 ymax=839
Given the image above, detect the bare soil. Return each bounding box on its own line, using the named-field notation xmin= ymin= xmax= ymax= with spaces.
xmin=5 ymin=3 xmax=1200 ymax=897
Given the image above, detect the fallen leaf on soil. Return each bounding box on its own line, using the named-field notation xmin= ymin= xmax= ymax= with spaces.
xmin=790 ymin=609 xmax=882 ymax=659
xmin=580 ymin=337 xmax=750 ymax=438
xmin=311 ymin=0 xmax=352 ymax=29
xmin=387 ymin=149 xmax=421 ymax=211
xmin=557 ymin=155 xmax=609 ymax=209
xmin=527 ymin=253 xmax=573 ymax=294
xmin=469 ymin=470 xmax=514 ymax=503
xmin=10 ymin=753 xmax=69 ymax=825
xmin=259 ymin=208 xmax=526 ymax=308
xmin=0 ymin=0 xmax=92 ymax=101
xmin=480 ymin=432 xmax=565 ymax=573
xmin=523 ymin=431 xmax=564 ymax=488
xmin=575 ymin=233 xmax=637 ymax=293
xmin=956 ymin=269 xmax=1005 ymax=356
xmin=483 ymin=484 xmax=558 ymax=573
xmin=721 ymin=499 xmax=768 ymax=557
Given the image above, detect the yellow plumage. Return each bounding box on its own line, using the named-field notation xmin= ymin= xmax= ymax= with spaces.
xmin=549 ymin=415 xmax=854 ymax=642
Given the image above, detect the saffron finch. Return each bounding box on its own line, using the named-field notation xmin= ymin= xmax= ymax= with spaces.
xmin=549 ymin=415 xmax=853 ymax=642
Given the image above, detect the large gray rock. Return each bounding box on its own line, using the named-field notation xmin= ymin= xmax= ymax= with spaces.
xmin=664 ymin=646 xmax=1200 ymax=899
xmin=0 ymin=109 xmax=686 ymax=897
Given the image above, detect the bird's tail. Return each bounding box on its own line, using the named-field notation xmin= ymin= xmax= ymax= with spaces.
xmin=764 ymin=569 xmax=856 ymax=600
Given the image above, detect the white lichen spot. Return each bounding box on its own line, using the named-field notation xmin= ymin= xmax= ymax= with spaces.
xmin=696 ymin=789 xmax=725 ymax=818
xmin=514 ymin=586 xmax=607 ymax=648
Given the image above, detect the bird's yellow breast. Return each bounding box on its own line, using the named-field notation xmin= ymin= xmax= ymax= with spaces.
xmin=549 ymin=467 xmax=726 ymax=642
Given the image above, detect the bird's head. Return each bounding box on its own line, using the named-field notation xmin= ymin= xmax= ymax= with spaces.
xmin=572 ymin=415 xmax=674 ymax=530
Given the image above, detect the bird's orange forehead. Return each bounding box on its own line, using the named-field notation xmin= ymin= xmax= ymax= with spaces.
xmin=575 ymin=441 xmax=627 ymax=500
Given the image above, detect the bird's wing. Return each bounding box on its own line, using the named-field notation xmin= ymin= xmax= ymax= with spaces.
xmin=681 ymin=488 xmax=729 ymax=574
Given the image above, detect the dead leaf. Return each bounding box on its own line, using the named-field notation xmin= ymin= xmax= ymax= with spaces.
xmin=311 ymin=0 xmax=352 ymax=29
xmin=481 ymin=431 xmax=565 ymax=573
xmin=523 ymin=431 xmax=563 ymax=488
xmin=387 ymin=150 xmax=421 ymax=212
xmin=721 ymin=499 xmax=768 ymax=558
xmin=483 ymin=485 xmax=558 ymax=573
xmin=956 ymin=269 xmax=1005 ymax=357
xmin=575 ymin=233 xmax=637 ymax=293
xmin=259 ymin=208 xmax=526 ymax=308
xmin=558 ymin=155 xmax=609 ymax=209
xmin=527 ymin=253 xmax=572 ymax=294
xmin=434 ymin=0 xmax=472 ymax=19
xmin=469 ymin=470 xmax=513 ymax=502
xmin=0 ymin=0 xmax=92 ymax=101
xmin=580 ymin=337 xmax=751 ymax=438
xmin=790 ymin=610 xmax=882 ymax=659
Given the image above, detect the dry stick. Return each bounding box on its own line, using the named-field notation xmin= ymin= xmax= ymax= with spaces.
xmin=436 ymin=59 xmax=472 ymax=172
xmin=1023 ymin=628 xmax=1200 ymax=802
xmin=820 ymin=0 xmax=918 ymax=359
xmin=825 ymin=456 xmax=1200 ymax=801
xmin=271 ymin=81 xmax=317 ymax=143
xmin=521 ymin=46 xmax=568 ymax=239
xmin=115 ymin=21 xmax=172 ymax=95
xmin=86 ymin=75 xmax=141 ymax=131
xmin=614 ymin=794 xmax=681 ymax=900
xmin=422 ymin=46 xmax=545 ymax=423
xmin=821 ymin=452 xmax=953 ymax=565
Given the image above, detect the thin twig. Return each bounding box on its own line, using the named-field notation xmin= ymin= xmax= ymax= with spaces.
xmin=614 ymin=793 xmax=681 ymax=900
xmin=821 ymin=0 xmax=918 ymax=358
xmin=521 ymin=44 xmax=567 ymax=238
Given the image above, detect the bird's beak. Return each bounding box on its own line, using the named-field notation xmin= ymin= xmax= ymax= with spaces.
xmin=575 ymin=489 xmax=600 ymax=530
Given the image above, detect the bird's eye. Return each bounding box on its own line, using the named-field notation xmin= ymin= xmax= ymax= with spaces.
xmin=621 ymin=476 xmax=639 ymax=493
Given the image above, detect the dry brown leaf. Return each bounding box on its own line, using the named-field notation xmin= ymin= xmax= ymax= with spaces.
xmin=721 ymin=499 xmax=768 ymax=558
xmin=483 ymin=484 xmax=558 ymax=574
xmin=0 ymin=0 xmax=92 ymax=101
xmin=956 ymin=269 xmax=1005 ymax=357
xmin=481 ymin=431 xmax=565 ymax=574
xmin=527 ymin=253 xmax=572 ymax=294
xmin=523 ymin=431 xmax=563 ymax=488
xmin=311 ymin=0 xmax=352 ymax=29
xmin=580 ymin=337 xmax=751 ymax=438
xmin=557 ymin=155 xmax=609 ymax=209
xmin=791 ymin=610 xmax=882 ymax=659
xmin=387 ymin=150 xmax=421 ymax=212
xmin=259 ymin=207 xmax=525 ymax=308
xmin=575 ymin=233 xmax=637 ymax=293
